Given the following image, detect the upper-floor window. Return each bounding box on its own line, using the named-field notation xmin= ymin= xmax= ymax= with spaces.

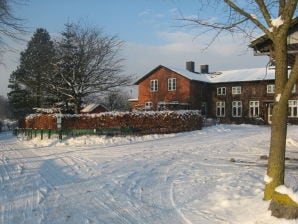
xmin=232 ymin=101 xmax=242 ymax=117
xmin=267 ymin=84 xmax=275 ymax=94
xmin=288 ymin=100 xmax=298 ymax=117
xmin=168 ymin=78 xmax=176 ymax=91
xmin=150 ymin=79 xmax=158 ymax=92
xmin=216 ymin=101 xmax=225 ymax=117
xmin=232 ymin=86 xmax=241 ymax=95
xmin=292 ymin=84 xmax=296 ymax=94
xmin=217 ymin=87 xmax=226 ymax=95
xmin=249 ymin=101 xmax=259 ymax=117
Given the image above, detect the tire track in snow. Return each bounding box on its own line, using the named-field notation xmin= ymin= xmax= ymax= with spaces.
xmin=0 ymin=139 xmax=42 ymax=224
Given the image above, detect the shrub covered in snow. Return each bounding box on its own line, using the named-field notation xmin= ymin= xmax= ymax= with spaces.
xmin=23 ymin=110 xmax=202 ymax=134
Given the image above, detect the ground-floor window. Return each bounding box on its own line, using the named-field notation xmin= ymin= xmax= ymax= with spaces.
xmin=216 ymin=101 xmax=225 ymax=117
xmin=232 ymin=101 xmax=242 ymax=117
xmin=288 ymin=100 xmax=298 ymax=117
xmin=249 ymin=101 xmax=259 ymax=117
xmin=201 ymin=102 xmax=207 ymax=116
xmin=145 ymin=101 xmax=153 ymax=110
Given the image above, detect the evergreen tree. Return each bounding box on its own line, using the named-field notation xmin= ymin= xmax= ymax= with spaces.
xmin=18 ymin=28 xmax=56 ymax=107
xmin=7 ymin=68 xmax=33 ymax=118
xmin=7 ymin=28 xmax=56 ymax=117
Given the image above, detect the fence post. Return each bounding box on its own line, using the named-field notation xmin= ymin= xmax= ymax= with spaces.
xmin=48 ymin=129 xmax=51 ymax=139
xmin=59 ymin=129 xmax=62 ymax=140
xmin=41 ymin=129 xmax=43 ymax=140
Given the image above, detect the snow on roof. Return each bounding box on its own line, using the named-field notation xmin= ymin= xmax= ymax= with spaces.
xmin=167 ymin=66 xmax=275 ymax=83
xmin=210 ymin=67 xmax=275 ymax=83
xmin=167 ymin=66 xmax=211 ymax=83
xmin=81 ymin=104 xmax=100 ymax=113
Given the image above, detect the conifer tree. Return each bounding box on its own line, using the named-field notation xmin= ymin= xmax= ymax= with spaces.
xmin=7 ymin=28 xmax=56 ymax=116
xmin=7 ymin=68 xmax=33 ymax=118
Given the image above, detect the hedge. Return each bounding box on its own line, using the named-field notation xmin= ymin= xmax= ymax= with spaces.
xmin=22 ymin=110 xmax=202 ymax=135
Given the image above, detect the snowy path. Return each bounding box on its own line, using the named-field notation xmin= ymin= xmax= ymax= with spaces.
xmin=0 ymin=125 xmax=297 ymax=223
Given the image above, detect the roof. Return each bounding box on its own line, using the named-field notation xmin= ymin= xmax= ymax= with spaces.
xmin=249 ymin=17 xmax=298 ymax=50
xmin=81 ymin=104 xmax=104 ymax=113
xmin=135 ymin=65 xmax=276 ymax=85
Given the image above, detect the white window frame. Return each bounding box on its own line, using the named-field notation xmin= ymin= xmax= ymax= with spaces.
xmin=150 ymin=79 xmax=158 ymax=92
xmin=249 ymin=101 xmax=259 ymax=117
xmin=145 ymin=101 xmax=153 ymax=110
xmin=232 ymin=86 xmax=241 ymax=95
xmin=288 ymin=100 xmax=298 ymax=117
xmin=216 ymin=101 xmax=225 ymax=117
xmin=232 ymin=101 xmax=242 ymax=117
xmin=168 ymin=78 xmax=176 ymax=91
xmin=292 ymin=84 xmax=296 ymax=94
xmin=217 ymin=87 xmax=226 ymax=95
xmin=267 ymin=84 xmax=275 ymax=94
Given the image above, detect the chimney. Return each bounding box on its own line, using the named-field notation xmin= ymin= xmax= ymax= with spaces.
xmin=200 ymin=64 xmax=209 ymax=73
xmin=186 ymin=61 xmax=195 ymax=72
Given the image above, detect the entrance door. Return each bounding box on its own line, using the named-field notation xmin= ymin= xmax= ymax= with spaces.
xmin=268 ymin=103 xmax=274 ymax=124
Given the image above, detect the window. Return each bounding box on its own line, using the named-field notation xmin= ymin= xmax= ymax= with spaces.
xmin=150 ymin=79 xmax=158 ymax=92
xmin=292 ymin=84 xmax=296 ymax=94
xmin=168 ymin=78 xmax=176 ymax=91
xmin=232 ymin=86 xmax=241 ymax=94
xmin=267 ymin=84 xmax=275 ymax=94
xmin=217 ymin=87 xmax=226 ymax=95
xmin=232 ymin=101 xmax=242 ymax=117
xmin=249 ymin=101 xmax=259 ymax=117
xmin=145 ymin=102 xmax=153 ymax=110
xmin=288 ymin=100 xmax=298 ymax=117
xmin=201 ymin=102 xmax=207 ymax=116
xmin=216 ymin=101 xmax=225 ymax=117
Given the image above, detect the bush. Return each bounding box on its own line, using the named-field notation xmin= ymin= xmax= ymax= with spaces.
xmin=23 ymin=110 xmax=202 ymax=134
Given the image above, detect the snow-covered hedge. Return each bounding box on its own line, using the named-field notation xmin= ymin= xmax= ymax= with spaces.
xmin=23 ymin=110 xmax=202 ymax=134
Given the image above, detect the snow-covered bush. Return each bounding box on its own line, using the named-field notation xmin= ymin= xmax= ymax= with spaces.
xmin=23 ymin=110 xmax=202 ymax=134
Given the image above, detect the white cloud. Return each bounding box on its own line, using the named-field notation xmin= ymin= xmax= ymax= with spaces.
xmin=138 ymin=9 xmax=152 ymax=17
xmin=0 ymin=31 xmax=268 ymax=98
xmin=122 ymin=30 xmax=268 ymax=81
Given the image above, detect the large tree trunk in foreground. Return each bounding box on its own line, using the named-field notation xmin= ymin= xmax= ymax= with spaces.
xmin=264 ymin=34 xmax=298 ymax=218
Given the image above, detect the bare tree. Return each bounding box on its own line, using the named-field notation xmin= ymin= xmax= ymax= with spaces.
xmin=181 ymin=0 xmax=297 ymax=219
xmin=52 ymin=22 xmax=131 ymax=114
xmin=101 ymin=90 xmax=130 ymax=111
xmin=0 ymin=0 xmax=25 ymax=54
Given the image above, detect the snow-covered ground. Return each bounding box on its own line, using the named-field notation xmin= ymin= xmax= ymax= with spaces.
xmin=0 ymin=124 xmax=297 ymax=224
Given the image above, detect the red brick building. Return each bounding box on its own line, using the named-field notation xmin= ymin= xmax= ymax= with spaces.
xmin=131 ymin=62 xmax=298 ymax=124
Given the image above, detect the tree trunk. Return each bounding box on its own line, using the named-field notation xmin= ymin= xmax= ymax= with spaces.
xmin=264 ymin=33 xmax=288 ymax=201
xmin=264 ymin=101 xmax=287 ymax=200
xmin=264 ymin=33 xmax=298 ymax=219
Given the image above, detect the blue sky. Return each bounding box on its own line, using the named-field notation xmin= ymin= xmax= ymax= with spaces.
xmin=0 ymin=0 xmax=269 ymax=96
